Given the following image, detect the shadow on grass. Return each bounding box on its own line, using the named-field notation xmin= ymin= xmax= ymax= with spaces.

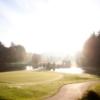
xmin=82 ymin=90 xmax=100 ymax=100
xmin=0 ymin=96 xmax=10 ymax=100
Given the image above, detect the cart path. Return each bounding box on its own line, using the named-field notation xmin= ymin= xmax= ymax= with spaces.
xmin=46 ymin=81 xmax=99 ymax=100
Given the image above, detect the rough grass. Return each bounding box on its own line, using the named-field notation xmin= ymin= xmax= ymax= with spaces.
xmin=0 ymin=71 xmax=98 ymax=100
xmin=80 ymin=82 xmax=100 ymax=100
xmin=90 ymin=83 xmax=100 ymax=95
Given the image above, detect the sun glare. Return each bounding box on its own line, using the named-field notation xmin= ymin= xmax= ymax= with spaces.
xmin=55 ymin=67 xmax=84 ymax=74
xmin=66 ymin=67 xmax=84 ymax=74
xmin=0 ymin=0 xmax=100 ymax=57
xmin=26 ymin=66 xmax=33 ymax=71
xmin=0 ymin=0 xmax=92 ymax=57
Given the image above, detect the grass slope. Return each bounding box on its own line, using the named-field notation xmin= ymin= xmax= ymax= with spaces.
xmin=0 ymin=71 xmax=98 ymax=100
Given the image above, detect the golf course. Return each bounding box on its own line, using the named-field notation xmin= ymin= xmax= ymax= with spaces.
xmin=0 ymin=71 xmax=99 ymax=100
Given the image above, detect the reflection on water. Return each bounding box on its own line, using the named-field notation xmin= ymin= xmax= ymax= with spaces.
xmin=52 ymin=60 xmax=84 ymax=74
xmin=26 ymin=66 xmax=33 ymax=71
xmin=25 ymin=66 xmax=84 ymax=74
xmin=26 ymin=66 xmax=44 ymax=71
xmin=53 ymin=67 xmax=84 ymax=74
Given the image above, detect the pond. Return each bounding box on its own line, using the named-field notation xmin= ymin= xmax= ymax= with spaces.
xmin=51 ymin=67 xmax=84 ymax=74
xmin=26 ymin=66 xmax=84 ymax=74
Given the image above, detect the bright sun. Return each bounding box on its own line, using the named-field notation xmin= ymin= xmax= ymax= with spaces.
xmin=17 ymin=30 xmax=84 ymax=56
xmin=0 ymin=0 xmax=91 ymax=56
xmin=0 ymin=0 xmax=97 ymax=56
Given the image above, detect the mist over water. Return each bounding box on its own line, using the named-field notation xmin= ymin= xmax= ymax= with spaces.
xmin=26 ymin=60 xmax=84 ymax=74
xmin=54 ymin=67 xmax=84 ymax=74
xmin=54 ymin=61 xmax=84 ymax=74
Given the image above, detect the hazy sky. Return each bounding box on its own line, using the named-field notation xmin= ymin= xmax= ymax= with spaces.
xmin=0 ymin=0 xmax=100 ymax=56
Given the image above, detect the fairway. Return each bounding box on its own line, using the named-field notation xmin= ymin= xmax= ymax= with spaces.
xmin=0 ymin=71 xmax=62 ymax=85
xmin=0 ymin=71 xmax=98 ymax=100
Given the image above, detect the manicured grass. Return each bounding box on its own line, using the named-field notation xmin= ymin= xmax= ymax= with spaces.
xmin=0 ymin=71 xmax=98 ymax=100
xmin=0 ymin=71 xmax=62 ymax=83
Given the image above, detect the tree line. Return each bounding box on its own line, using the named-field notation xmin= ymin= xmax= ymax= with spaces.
xmin=76 ymin=32 xmax=100 ymax=75
xmin=0 ymin=41 xmax=71 ymax=72
xmin=0 ymin=42 xmax=26 ymax=63
xmin=0 ymin=31 xmax=100 ymax=75
xmin=0 ymin=42 xmax=27 ymax=71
